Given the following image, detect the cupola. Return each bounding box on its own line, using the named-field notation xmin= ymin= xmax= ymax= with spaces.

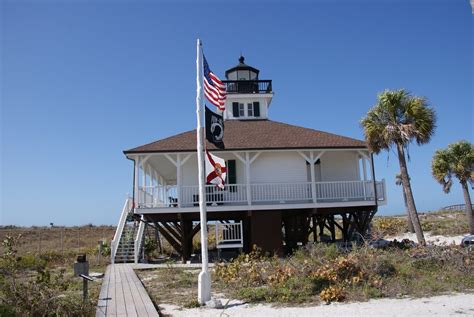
xmin=222 ymin=55 xmax=273 ymax=121
xmin=225 ymin=55 xmax=260 ymax=81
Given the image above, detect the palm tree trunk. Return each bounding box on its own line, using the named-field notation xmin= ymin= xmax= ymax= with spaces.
xmin=396 ymin=143 xmax=426 ymax=245
xmin=461 ymin=181 xmax=473 ymax=234
xmin=402 ymin=188 xmax=415 ymax=233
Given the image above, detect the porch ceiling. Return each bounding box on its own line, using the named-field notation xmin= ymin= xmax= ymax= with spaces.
xmin=147 ymin=155 xmax=177 ymax=183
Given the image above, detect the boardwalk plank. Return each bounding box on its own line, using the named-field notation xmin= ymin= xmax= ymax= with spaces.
xmin=124 ymin=265 xmax=150 ymax=316
xmin=122 ymin=265 xmax=148 ymax=316
xmin=114 ymin=264 xmax=127 ymax=316
xmin=96 ymin=264 xmax=159 ymax=317
xmin=120 ymin=265 xmax=138 ymax=317
xmin=127 ymin=265 xmax=159 ymax=317
xmin=106 ymin=265 xmax=117 ymax=315
xmin=96 ymin=265 xmax=111 ymax=317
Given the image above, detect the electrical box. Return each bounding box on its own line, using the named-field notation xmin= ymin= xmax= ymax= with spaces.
xmin=74 ymin=254 xmax=89 ymax=277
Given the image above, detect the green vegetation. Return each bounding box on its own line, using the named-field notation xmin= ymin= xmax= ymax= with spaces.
xmin=138 ymin=239 xmax=472 ymax=308
xmin=0 ymin=235 xmax=100 ymax=316
xmin=213 ymin=243 xmax=473 ymax=304
xmin=432 ymin=140 xmax=474 ymax=234
xmin=361 ymin=89 xmax=437 ymax=244
xmin=372 ymin=210 xmax=469 ymax=237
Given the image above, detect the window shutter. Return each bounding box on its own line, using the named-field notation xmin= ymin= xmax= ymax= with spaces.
xmin=227 ymin=159 xmax=236 ymax=192
xmin=232 ymin=102 xmax=239 ymax=117
xmin=227 ymin=160 xmax=236 ymax=184
xmin=253 ymin=102 xmax=260 ymax=117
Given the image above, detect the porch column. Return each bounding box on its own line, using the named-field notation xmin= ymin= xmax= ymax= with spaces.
xmin=310 ymin=152 xmax=317 ymax=203
xmin=134 ymin=156 xmax=140 ymax=209
xmin=362 ymin=156 xmax=368 ymax=181
xmin=358 ymin=150 xmax=372 ymax=200
xmin=177 ymin=154 xmax=182 ymax=208
xmin=142 ymin=163 xmax=146 ymax=188
xmin=163 ymin=178 xmax=167 ymax=205
xmin=369 ymin=153 xmax=378 ymax=202
xmin=245 ymin=152 xmax=251 ymax=205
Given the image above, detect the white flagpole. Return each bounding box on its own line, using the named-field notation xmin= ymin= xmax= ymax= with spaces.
xmin=196 ymin=38 xmax=211 ymax=304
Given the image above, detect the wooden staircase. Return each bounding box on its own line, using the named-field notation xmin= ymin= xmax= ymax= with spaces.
xmin=111 ymin=197 xmax=146 ymax=264
xmin=114 ymin=224 xmax=137 ymax=263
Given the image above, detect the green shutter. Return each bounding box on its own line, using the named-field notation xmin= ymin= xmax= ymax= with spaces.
xmin=228 ymin=160 xmax=236 ymax=184
xmin=232 ymin=102 xmax=239 ymax=117
xmin=253 ymin=102 xmax=260 ymax=117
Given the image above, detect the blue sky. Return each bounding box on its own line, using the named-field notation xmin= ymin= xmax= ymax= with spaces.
xmin=1 ymin=0 xmax=472 ymax=226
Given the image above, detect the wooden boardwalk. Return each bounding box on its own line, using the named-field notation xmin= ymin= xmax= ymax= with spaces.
xmin=96 ymin=264 xmax=159 ymax=317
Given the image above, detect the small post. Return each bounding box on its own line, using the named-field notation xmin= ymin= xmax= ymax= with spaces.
xmin=74 ymin=254 xmax=89 ymax=302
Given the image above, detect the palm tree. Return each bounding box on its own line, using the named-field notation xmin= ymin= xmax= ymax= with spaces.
xmin=395 ymin=173 xmax=415 ymax=233
xmin=431 ymin=140 xmax=474 ymax=234
xmin=361 ymin=89 xmax=436 ymax=245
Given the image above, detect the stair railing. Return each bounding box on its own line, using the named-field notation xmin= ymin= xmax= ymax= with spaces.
xmin=111 ymin=197 xmax=132 ymax=264
xmin=134 ymin=215 xmax=146 ymax=264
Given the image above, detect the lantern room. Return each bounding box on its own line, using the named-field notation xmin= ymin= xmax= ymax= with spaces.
xmin=222 ymin=56 xmax=274 ymax=121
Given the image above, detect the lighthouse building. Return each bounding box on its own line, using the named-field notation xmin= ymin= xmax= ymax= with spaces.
xmin=111 ymin=56 xmax=386 ymax=263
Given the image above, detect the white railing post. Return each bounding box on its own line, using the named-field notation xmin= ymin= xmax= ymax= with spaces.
xmin=134 ymin=215 xmax=146 ymax=264
xmin=111 ymin=197 xmax=132 ymax=264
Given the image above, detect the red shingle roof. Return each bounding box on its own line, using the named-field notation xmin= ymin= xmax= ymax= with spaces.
xmin=124 ymin=120 xmax=366 ymax=154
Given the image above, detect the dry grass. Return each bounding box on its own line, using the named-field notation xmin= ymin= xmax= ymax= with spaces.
xmin=0 ymin=225 xmax=115 ymax=267
xmin=136 ymin=268 xmax=201 ymax=308
xmin=371 ymin=210 xmax=469 ymax=238
xmin=138 ymin=243 xmax=473 ymax=308
xmin=0 ymin=233 xmax=107 ymax=316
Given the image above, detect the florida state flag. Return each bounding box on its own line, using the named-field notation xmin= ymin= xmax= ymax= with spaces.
xmin=205 ymin=150 xmax=227 ymax=189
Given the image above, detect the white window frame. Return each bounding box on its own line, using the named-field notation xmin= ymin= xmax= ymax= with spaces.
xmin=247 ymin=103 xmax=254 ymax=117
xmin=238 ymin=103 xmax=245 ymax=117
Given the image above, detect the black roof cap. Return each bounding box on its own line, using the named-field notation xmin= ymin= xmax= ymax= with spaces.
xmin=225 ymin=55 xmax=260 ymax=78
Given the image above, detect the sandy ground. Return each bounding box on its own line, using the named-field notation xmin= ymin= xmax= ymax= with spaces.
xmin=160 ymin=293 xmax=474 ymax=317
xmin=388 ymin=232 xmax=468 ymax=246
xmin=158 ymin=233 xmax=473 ymax=316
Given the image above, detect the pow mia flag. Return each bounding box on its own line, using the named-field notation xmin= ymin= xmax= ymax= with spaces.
xmin=205 ymin=105 xmax=224 ymax=149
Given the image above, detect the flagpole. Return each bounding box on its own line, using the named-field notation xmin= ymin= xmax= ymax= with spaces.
xmin=196 ymin=38 xmax=211 ymax=304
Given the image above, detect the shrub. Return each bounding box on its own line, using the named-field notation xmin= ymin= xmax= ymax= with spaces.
xmin=0 ymin=235 xmax=96 ymax=316
xmin=212 ymin=242 xmax=473 ymax=305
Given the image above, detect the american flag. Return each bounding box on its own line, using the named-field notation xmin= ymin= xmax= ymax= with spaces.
xmin=203 ymin=54 xmax=226 ymax=111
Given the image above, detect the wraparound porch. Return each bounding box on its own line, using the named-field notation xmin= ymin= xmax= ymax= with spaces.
xmin=136 ymin=179 xmax=386 ymax=213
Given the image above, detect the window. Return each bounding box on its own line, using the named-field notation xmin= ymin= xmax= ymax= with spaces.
xmin=232 ymin=101 xmax=261 ymax=118
xmin=238 ymin=103 xmax=245 ymax=117
xmin=247 ymin=103 xmax=254 ymax=116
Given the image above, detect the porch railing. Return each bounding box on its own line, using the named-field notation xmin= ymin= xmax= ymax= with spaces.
xmin=137 ymin=180 xmax=385 ymax=208
xmin=315 ymin=180 xmax=374 ymax=201
xmin=223 ymin=80 xmax=272 ymax=94
xmin=138 ymin=185 xmax=177 ymax=208
xmin=215 ymin=221 xmax=244 ymax=249
xmin=181 ymin=184 xmax=247 ymax=207
xmin=251 ymin=182 xmax=312 ymax=202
